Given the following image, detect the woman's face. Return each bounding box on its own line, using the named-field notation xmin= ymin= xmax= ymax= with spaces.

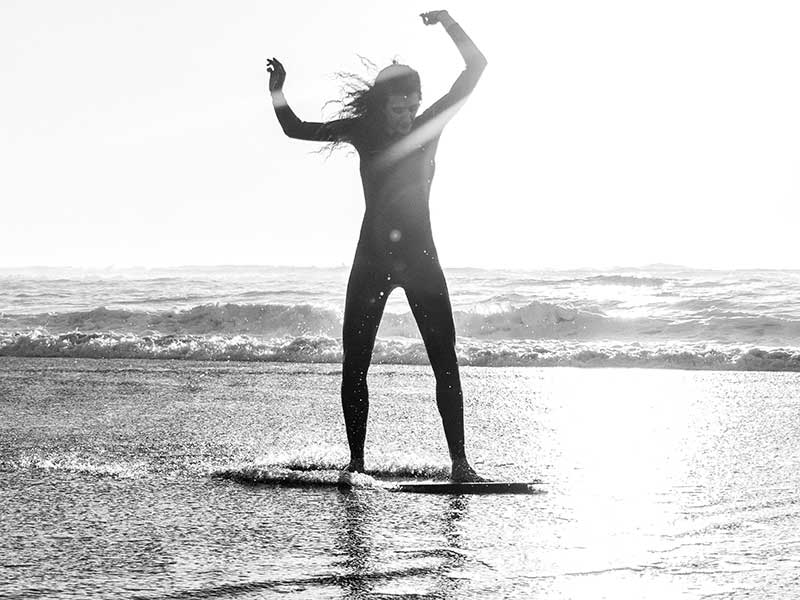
xmin=383 ymin=92 xmax=420 ymax=136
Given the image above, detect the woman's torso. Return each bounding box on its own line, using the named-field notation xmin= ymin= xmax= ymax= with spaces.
xmin=352 ymin=123 xmax=444 ymax=266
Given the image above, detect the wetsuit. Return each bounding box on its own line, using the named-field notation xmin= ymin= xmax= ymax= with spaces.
xmin=273 ymin=22 xmax=486 ymax=466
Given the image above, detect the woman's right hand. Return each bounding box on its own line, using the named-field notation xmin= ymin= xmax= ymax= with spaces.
xmin=267 ymin=57 xmax=286 ymax=92
xmin=420 ymin=10 xmax=453 ymax=26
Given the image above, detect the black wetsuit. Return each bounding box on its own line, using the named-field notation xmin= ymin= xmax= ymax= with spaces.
xmin=274 ymin=22 xmax=486 ymax=465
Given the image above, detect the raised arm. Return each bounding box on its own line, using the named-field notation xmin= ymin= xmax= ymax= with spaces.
xmin=419 ymin=11 xmax=487 ymax=122
xmin=267 ymin=58 xmax=351 ymax=143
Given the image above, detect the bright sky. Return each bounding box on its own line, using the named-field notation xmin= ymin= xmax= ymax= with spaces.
xmin=2 ymin=1 xmax=799 ymax=270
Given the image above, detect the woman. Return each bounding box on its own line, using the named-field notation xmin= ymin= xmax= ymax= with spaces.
xmin=268 ymin=10 xmax=486 ymax=481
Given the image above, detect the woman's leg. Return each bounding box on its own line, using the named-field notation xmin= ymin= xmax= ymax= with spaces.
xmin=404 ymin=263 xmax=482 ymax=481
xmin=341 ymin=261 xmax=391 ymax=472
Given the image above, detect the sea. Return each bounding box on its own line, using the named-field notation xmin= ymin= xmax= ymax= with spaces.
xmin=1 ymin=265 xmax=799 ymax=598
xmin=2 ymin=265 xmax=799 ymax=370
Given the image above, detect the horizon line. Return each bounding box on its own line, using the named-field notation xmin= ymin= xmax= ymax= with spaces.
xmin=1 ymin=263 xmax=799 ymax=273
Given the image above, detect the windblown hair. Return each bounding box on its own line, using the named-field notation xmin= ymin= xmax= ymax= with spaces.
xmin=324 ymin=59 xmax=421 ymax=151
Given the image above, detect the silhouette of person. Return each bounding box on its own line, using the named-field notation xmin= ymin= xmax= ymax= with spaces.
xmin=268 ymin=10 xmax=486 ymax=481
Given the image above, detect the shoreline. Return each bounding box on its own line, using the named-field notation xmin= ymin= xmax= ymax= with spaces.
xmin=3 ymin=354 xmax=800 ymax=376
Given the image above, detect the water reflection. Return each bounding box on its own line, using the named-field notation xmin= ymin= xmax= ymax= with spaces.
xmin=442 ymin=495 xmax=469 ymax=550
xmin=336 ymin=490 xmax=375 ymax=598
xmin=335 ymin=489 xmax=473 ymax=599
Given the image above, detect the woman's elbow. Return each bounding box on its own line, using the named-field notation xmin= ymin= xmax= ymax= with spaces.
xmin=279 ymin=123 xmax=297 ymax=138
xmin=472 ymin=53 xmax=488 ymax=75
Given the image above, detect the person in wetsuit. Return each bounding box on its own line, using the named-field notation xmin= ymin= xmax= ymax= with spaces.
xmin=268 ymin=10 xmax=486 ymax=481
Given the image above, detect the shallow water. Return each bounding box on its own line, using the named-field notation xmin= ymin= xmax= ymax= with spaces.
xmin=2 ymin=357 xmax=799 ymax=598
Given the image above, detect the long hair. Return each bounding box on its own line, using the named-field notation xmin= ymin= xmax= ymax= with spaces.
xmin=324 ymin=59 xmax=421 ymax=152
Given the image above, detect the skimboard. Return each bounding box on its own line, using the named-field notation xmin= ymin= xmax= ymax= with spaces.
xmin=384 ymin=480 xmax=545 ymax=495
xmin=215 ymin=468 xmax=544 ymax=495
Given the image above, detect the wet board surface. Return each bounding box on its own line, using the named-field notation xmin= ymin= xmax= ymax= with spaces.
xmin=214 ymin=469 xmax=545 ymax=495
xmin=384 ymin=481 xmax=545 ymax=495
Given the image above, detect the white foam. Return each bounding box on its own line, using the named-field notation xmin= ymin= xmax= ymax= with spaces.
xmin=3 ymin=330 xmax=799 ymax=371
xmin=8 ymin=452 xmax=149 ymax=479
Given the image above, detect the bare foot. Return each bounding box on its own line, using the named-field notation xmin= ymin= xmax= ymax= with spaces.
xmin=451 ymin=460 xmax=487 ymax=482
xmin=345 ymin=458 xmax=364 ymax=473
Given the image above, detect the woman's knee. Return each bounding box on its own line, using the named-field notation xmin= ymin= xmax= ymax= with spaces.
xmin=342 ymin=348 xmax=371 ymax=384
xmin=428 ymin=347 xmax=460 ymax=383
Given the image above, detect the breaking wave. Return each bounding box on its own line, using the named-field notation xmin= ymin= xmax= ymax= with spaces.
xmin=0 ymin=304 xmax=342 ymax=337
xmin=2 ymin=330 xmax=799 ymax=371
xmin=3 ymin=300 xmax=800 ymax=345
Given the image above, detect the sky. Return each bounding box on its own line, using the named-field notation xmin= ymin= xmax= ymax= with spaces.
xmin=2 ymin=0 xmax=799 ymax=270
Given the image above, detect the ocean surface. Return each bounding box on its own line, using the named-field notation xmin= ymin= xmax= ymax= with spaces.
xmin=2 ymin=265 xmax=799 ymax=598
xmin=1 ymin=265 xmax=799 ymax=370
